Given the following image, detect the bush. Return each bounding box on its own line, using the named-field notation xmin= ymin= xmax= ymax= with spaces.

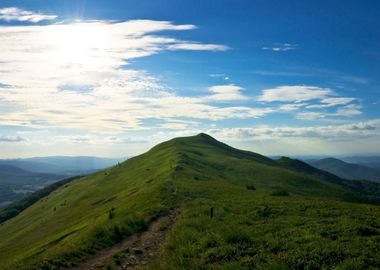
xmin=256 ymin=205 xmax=272 ymax=218
xmin=108 ymin=207 xmax=115 ymax=219
xmin=246 ymin=185 xmax=256 ymax=190
xmin=357 ymin=226 xmax=380 ymax=236
xmin=271 ymin=188 xmax=289 ymax=196
xmin=111 ymin=225 xmax=124 ymax=242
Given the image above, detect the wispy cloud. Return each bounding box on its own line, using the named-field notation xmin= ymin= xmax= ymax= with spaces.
xmin=296 ymin=104 xmax=362 ymax=120
xmin=0 ymin=19 xmax=269 ymax=134
xmin=257 ymin=85 xmax=360 ymax=120
xmin=252 ymin=70 xmax=307 ymax=77
xmin=258 ymin=85 xmax=332 ymax=103
xmin=167 ymin=43 xmax=229 ymax=51
xmin=127 ymin=119 xmax=380 ymax=156
xmin=305 ymin=97 xmax=356 ymax=109
xmin=206 ymin=84 xmax=247 ymax=102
xmin=0 ymin=135 xmax=25 ymax=142
xmin=262 ymin=43 xmax=298 ymax=52
xmin=0 ymin=7 xmax=57 ymax=23
xmin=252 ymin=68 xmax=371 ymax=85
xmin=209 ymin=73 xmax=229 ymax=80
xmin=207 ymin=119 xmax=380 ymax=142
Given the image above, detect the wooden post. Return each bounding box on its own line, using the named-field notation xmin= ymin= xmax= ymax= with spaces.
xmin=210 ymin=207 xmax=214 ymax=219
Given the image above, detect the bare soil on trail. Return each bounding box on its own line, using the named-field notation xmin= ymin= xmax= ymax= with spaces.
xmin=67 ymin=210 xmax=177 ymax=270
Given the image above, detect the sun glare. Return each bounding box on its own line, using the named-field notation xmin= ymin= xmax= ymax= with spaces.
xmin=42 ymin=23 xmax=112 ymax=66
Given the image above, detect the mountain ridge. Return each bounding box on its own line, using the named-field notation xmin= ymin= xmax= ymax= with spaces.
xmin=1 ymin=133 xmax=380 ymax=269
xmin=309 ymin=157 xmax=380 ymax=182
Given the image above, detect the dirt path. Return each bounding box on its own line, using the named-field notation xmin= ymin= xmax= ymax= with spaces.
xmin=67 ymin=210 xmax=177 ymax=270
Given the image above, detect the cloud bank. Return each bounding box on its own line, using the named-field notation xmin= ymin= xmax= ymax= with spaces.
xmin=0 ymin=20 xmax=247 ymax=133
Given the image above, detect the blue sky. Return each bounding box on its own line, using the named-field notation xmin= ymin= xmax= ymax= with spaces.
xmin=0 ymin=0 xmax=379 ymax=158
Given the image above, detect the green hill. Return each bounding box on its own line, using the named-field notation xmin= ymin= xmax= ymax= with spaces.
xmin=309 ymin=157 xmax=380 ymax=183
xmin=1 ymin=133 xmax=380 ymax=270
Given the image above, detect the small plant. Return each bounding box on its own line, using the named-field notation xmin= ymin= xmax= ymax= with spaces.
xmin=246 ymin=184 xmax=256 ymax=190
xmin=256 ymin=205 xmax=272 ymax=218
xmin=108 ymin=207 xmax=115 ymax=219
xmin=111 ymin=225 xmax=123 ymax=242
xmin=112 ymin=253 xmax=123 ymax=265
xmin=225 ymin=229 xmax=253 ymax=245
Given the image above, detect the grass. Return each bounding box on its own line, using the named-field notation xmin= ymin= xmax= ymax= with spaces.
xmin=148 ymin=182 xmax=380 ymax=269
xmin=0 ymin=139 xmax=180 ymax=269
xmin=0 ymin=133 xmax=380 ymax=269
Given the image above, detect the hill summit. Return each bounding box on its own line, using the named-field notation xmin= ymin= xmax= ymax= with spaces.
xmin=1 ymin=134 xmax=380 ymax=269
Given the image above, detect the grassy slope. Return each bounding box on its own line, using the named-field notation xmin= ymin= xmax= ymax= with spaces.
xmin=0 ymin=141 xmax=180 ymax=269
xmin=0 ymin=134 xmax=379 ymax=269
xmin=151 ymin=182 xmax=380 ymax=270
xmin=145 ymin=135 xmax=380 ymax=270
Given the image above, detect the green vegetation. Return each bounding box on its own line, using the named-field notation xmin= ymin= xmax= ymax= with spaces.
xmin=0 ymin=176 xmax=83 ymax=223
xmin=0 ymin=184 xmax=24 ymax=208
xmin=246 ymin=184 xmax=256 ymax=190
xmin=270 ymin=188 xmax=290 ymax=196
xmin=0 ymin=164 xmax=65 ymax=207
xmin=151 ymin=189 xmax=380 ymax=270
xmin=0 ymin=133 xmax=380 ymax=269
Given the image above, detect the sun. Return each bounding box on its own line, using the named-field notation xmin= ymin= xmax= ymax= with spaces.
xmin=41 ymin=22 xmax=112 ymax=66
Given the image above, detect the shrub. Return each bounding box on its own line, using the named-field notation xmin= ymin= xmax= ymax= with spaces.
xmin=271 ymin=188 xmax=289 ymax=196
xmin=108 ymin=207 xmax=115 ymax=219
xmin=246 ymin=185 xmax=256 ymax=190
xmin=111 ymin=225 xmax=124 ymax=242
xmin=357 ymin=226 xmax=380 ymax=236
xmin=256 ymin=205 xmax=272 ymax=218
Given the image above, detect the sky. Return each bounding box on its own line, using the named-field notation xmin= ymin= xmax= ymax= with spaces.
xmin=0 ymin=0 xmax=379 ymax=158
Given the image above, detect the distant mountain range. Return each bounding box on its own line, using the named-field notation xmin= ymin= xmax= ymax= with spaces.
xmin=340 ymin=156 xmax=380 ymax=172
xmin=0 ymin=156 xmax=124 ymax=208
xmin=307 ymin=157 xmax=380 ymax=183
xmin=0 ymin=156 xmax=124 ymax=175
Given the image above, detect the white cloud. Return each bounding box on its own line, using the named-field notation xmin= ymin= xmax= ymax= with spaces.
xmin=296 ymin=112 xmax=326 ymax=120
xmin=296 ymin=104 xmax=362 ymax=120
xmin=209 ymin=73 xmax=229 ymax=80
xmin=278 ymin=103 xmax=307 ymax=111
xmin=207 ymin=119 xmax=380 ymax=141
xmin=0 ymin=7 xmax=57 ymax=23
xmin=126 ymin=119 xmax=380 ymax=156
xmin=0 ymin=20 xmax=272 ymax=134
xmin=258 ymin=85 xmax=332 ymax=103
xmin=206 ymin=84 xmax=247 ymax=101
xmin=262 ymin=43 xmax=298 ymax=52
xmin=167 ymin=43 xmax=229 ymax=51
xmin=306 ymin=97 xmax=356 ymax=109
xmin=257 ymin=85 xmax=361 ymax=120
xmin=0 ymin=135 xmax=25 ymax=142
xmin=252 ymin=70 xmax=306 ymax=77
xmin=209 ymin=73 xmax=226 ymax=77
xmin=335 ymin=104 xmax=362 ymax=117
